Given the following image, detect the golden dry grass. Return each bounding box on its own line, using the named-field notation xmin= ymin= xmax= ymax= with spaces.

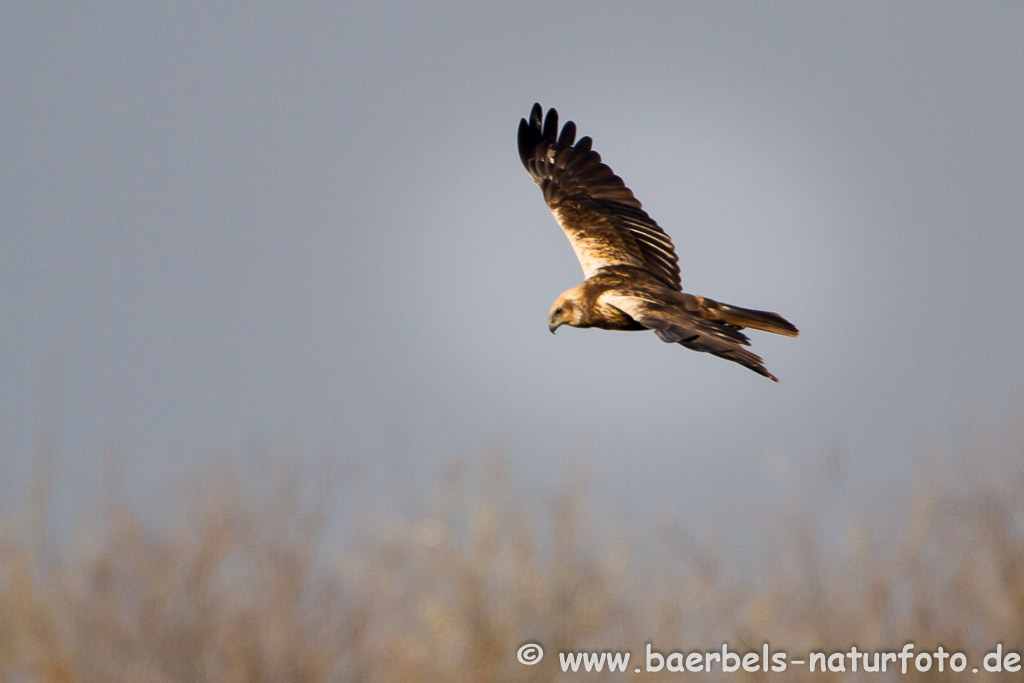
xmin=1 ymin=431 xmax=1023 ymax=681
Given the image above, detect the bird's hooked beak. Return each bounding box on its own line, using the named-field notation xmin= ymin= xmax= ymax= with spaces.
xmin=549 ymin=321 xmax=563 ymax=334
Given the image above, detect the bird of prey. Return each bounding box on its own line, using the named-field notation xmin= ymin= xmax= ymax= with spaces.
xmin=518 ymin=103 xmax=798 ymax=381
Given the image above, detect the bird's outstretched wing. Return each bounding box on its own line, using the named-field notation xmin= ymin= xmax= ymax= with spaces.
xmin=601 ymin=291 xmax=780 ymax=381
xmin=518 ymin=103 xmax=682 ymax=290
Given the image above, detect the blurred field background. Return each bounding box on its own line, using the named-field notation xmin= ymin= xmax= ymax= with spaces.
xmin=1 ymin=411 xmax=1021 ymax=681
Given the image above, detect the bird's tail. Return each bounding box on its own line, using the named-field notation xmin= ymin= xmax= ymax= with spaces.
xmin=703 ymin=300 xmax=799 ymax=337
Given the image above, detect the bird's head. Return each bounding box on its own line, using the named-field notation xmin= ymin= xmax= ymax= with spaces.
xmin=548 ymin=289 xmax=584 ymax=334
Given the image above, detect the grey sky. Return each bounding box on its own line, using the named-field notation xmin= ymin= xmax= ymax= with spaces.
xmin=2 ymin=3 xmax=1022 ymax=519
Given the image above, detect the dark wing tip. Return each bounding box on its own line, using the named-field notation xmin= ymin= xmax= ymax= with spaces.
xmin=541 ymin=106 xmax=559 ymax=142
xmin=557 ymin=120 xmax=576 ymax=148
xmin=519 ymin=103 xmax=579 ymax=170
xmin=518 ymin=103 xmax=548 ymax=168
xmin=517 ymin=117 xmax=535 ymax=167
xmin=530 ymin=102 xmax=542 ymax=126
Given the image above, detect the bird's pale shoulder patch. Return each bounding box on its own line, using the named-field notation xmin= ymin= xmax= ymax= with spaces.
xmin=552 ymin=205 xmax=645 ymax=279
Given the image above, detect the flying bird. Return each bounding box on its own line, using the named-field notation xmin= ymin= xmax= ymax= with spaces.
xmin=518 ymin=103 xmax=798 ymax=381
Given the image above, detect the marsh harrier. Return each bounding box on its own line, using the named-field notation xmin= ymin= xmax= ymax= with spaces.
xmin=518 ymin=103 xmax=798 ymax=381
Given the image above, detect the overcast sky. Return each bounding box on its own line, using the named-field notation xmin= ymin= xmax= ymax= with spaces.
xmin=2 ymin=3 xmax=1022 ymax=522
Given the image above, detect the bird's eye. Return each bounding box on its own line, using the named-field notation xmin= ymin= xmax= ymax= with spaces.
xmin=554 ymin=307 xmax=563 ymax=315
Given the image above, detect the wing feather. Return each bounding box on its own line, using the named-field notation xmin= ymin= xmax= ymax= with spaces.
xmin=518 ymin=104 xmax=682 ymax=289
xmin=601 ymin=291 xmax=779 ymax=381
xmin=556 ymin=120 xmax=576 ymax=148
